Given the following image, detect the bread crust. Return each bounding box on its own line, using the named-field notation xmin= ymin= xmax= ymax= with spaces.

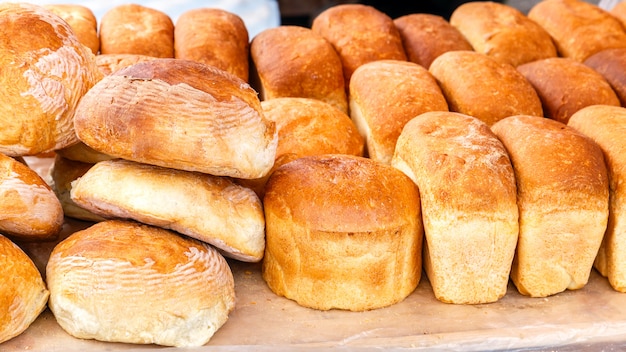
xmin=584 ymin=48 xmax=626 ymax=106
xmin=44 ymin=4 xmax=99 ymax=54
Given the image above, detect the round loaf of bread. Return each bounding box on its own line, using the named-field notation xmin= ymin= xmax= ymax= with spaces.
xmin=0 ymin=234 xmax=49 ymax=343
xmin=517 ymin=57 xmax=620 ymax=124
xmin=73 ymin=58 xmax=278 ymax=179
xmin=70 ymin=159 xmax=266 ymax=262
xmin=584 ymin=48 xmax=626 ymax=106
xmin=99 ymin=4 xmax=174 ymax=58
xmin=391 ymin=111 xmax=519 ymax=304
xmin=450 ymin=1 xmax=557 ymax=67
xmin=349 ymin=59 xmax=448 ymax=164
xmin=568 ymin=105 xmax=626 ymax=293
xmin=394 ymin=13 xmax=473 ymax=69
xmin=46 ymin=220 xmax=236 ymax=347
xmin=429 ymin=50 xmax=543 ymax=126
xmin=491 ymin=115 xmax=609 ymax=297
xmin=175 ymin=8 xmax=249 ymax=82
xmin=44 ymin=4 xmax=99 ymax=54
xmin=250 ymin=25 xmax=347 ymax=113
xmin=0 ymin=3 xmax=101 ymax=156
xmin=262 ymin=154 xmax=422 ymax=311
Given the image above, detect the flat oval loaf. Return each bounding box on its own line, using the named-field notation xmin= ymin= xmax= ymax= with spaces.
xmin=74 ymin=58 xmax=278 ymax=179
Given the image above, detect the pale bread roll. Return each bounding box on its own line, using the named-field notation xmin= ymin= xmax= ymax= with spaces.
xmin=429 ymin=50 xmax=543 ymax=126
xmin=584 ymin=48 xmax=626 ymax=106
xmin=263 ymin=154 xmax=422 ymax=311
xmin=175 ymin=8 xmax=249 ymax=82
xmin=491 ymin=115 xmax=609 ymax=297
xmin=528 ymin=0 xmax=626 ymax=62
xmin=0 ymin=3 xmax=101 ymax=157
xmin=450 ymin=1 xmax=557 ymax=67
xmin=0 ymin=152 xmax=63 ymax=241
xmin=392 ymin=111 xmax=518 ymax=304
xmin=250 ymin=25 xmax=348 ymax=114
xmin=0 ymin=234 xmax=49 ymax=344
xmin=70 ymin=159 xmax=266 ymax=262
xmin=394 ymin=13 xmax=473 ymax=69
xmin=44 ymin=4 xmax=99 ymax=54
xmin=517 ymin=57 xmax=620 ymax=124
xmin=349 ymin=59 xmax=448 ymax=164
xmin=99 ymin=4 xmax=174 ymax=58
xmin=568 ymin=105 xmax=626 ymax=292
xmin=46 ymin=220 xmax=235 ymax=347
xmin=94 ymin=53 xmax=158 ymax=76
xmin=74 ymin=58 xmax=278 ymax=179
xmin=311 ymin=4 xmax=407 ymax=89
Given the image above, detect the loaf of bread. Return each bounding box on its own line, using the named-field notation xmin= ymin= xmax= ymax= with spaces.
xmin=44 ymin=4 xmax=99 ymax=54
xmin=71 ymin=159 xmax=266 ymax=262
xmin=73 ymin=58 xmax=278 ymax=179
xmin=46 ymin=220 xmax=235 ymax=347
xmin=450 ymin=1 xmax=557 ymax=67
xmin=528 ymin=0 xmax=626 ymax=62
xmin=175 ymin=8 xmax=249 ymax=82
xmin=0 ymin=234 xmax=49 ymax=344
xmin=568 ymin=105 xmax=626 ymax=293
xmin=99 ymin=4 xmax=174 ymax=58
xmin=392 ymin=111 xmax=519 ymax=304
xmin=429 ymin=50 xmax=543 ymax=126
xmin=393 ymin=13 xmax=473 ymax=69
xmin=250 ymin=25 xmax=348 ymax=113
xmin=311 ymin=4 xmax=407 ymax=89
xmin=0 ymin=3 xmax=101 ymax=157
xmin=584 ymin=48 xmax=626 ymax=106
xmin=349 ymin=59 xmax=448 ymax=164
xmin=517 ymin=57 xmax=620 ymax=124
xmin=95 ymin=53 xmax=158 ymax=76
xmin=491 ymin=115 xmax=608 ymax=297
xmin=262 ymin=154 xmax=422 ymax=311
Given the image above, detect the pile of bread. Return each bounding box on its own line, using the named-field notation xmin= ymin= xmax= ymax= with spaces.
xmin=1 ymin=0 xmax=626 ymax=348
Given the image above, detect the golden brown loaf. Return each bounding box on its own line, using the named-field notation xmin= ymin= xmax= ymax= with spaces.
xmin=262 ymin=154 xmax=422 ymax=311
xmin=450 ymin=1 xmax=557 ymax=67
xmin=73 ymin=58 xmax=278 ymax=179
xmin=568 ymin=105 xmax=626 ymax=293
xmin=429 ymin=50 xmax=543 ymax=126
xmin=517 ymin=57 xmax=621 ymax=124
xmin=0 ymin=3 xmax=101 ymax=157
xmin=0 ymin=234 xmax=49 ymax=344
xmin=392 ymin=111 xmax=519 ymax=304
xmin=175 ymin=8 xmax=249 ymax=82
xmin=491 ymin=115 xmax=608 ymax=298
xmin=349 ymin=59 xmax=448 ymax=164
xmin=393 ymin=13 xmax=473 ymax=69
xmin=46 ymin=220 xmax=236 ymax=347
xmin=528 ymin=0 xmax=626 ymax=62
xmin=311 ymin=4 xmax=407 ymax=89
xmin=99 ymin=4 xmax=174 ymax=58
xmin=94 ymin=53 xmax=158 ymax=76
xmin=44 ymin=4 xmax=99 ymax=54
xmin=250 ymin=25 xmax=348 ymax=113
xmin=584 ymin=48 xmax=626 ymax=106
xmin=70 ymin=159 xmax=266 ymax=262
xmin=0 ymin=152 xmax=63 ymax=241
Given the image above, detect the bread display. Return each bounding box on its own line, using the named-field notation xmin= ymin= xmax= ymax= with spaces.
xmin=568 ymin=105 xmax=626 ymax=293
xmin=46 ymin=220 xmax=235 ymax=347
xmin=429 ymin=50 xmax=543 ymax=126
xmin=73 ymin=58 xmax=278 ymax=179
xmin=262 ymin=154 xmax=422 ymax=311
xmin=517 ymin=57 xmax=620 ymax=124
xmin=491 ymin=115 xmax=608 ymax=298
xmin=394 ymin=13 xmax=473 ymax=69
xmin=584 ymin=48 xmax=626 ymax=106
xmin=0 ymin=2 xmax=101 ymax=157
xmin=449 ymin=1 xmax=557 ymax=67
xmin=0 ymin=234 xmax=49 ymax=344
xmin=43 ymin=4 xmax=99 ymax=55
xmin=311 ymin=4 xmax=407 ymax=89
xmin=349 ymin=59 xmax=448 ymax=164
xmin=528 ymin=0 xmax=626 ymax=62
xmin=99 ymin=4 xmax=174 ymax=58
xmin=250 ymin=25 xmax=348 ymax=113
xmin=70 ymin=159 xmax=266 ymax=262
xmin=392 ymin=111 xmax=518 ymax=304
